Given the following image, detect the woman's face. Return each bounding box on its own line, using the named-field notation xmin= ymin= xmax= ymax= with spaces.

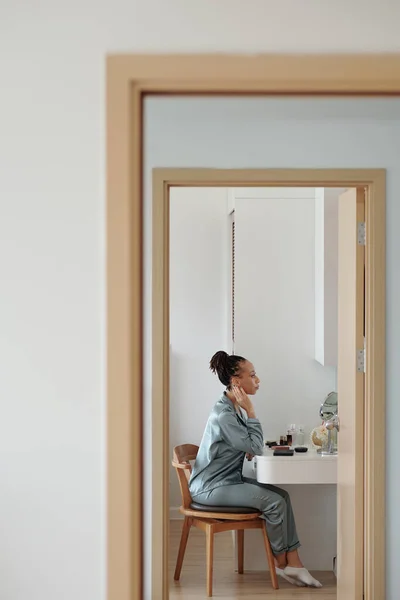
xmin=233 ymin=360 xmax=260 ymax=396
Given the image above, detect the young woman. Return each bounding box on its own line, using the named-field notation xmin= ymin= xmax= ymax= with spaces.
xmin=189 ymin=350 xmax=322 ymax=588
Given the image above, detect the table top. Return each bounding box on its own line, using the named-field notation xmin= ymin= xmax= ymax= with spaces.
xmin=257 ymin=447 xmax=337 ymax=461
xmin=253 ymin=447 xmax=337 ymax=485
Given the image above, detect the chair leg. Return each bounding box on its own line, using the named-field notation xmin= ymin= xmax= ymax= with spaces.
xmin=237 ymin=529 xmax=244 ymax=574
xmin=174 ymin=516 xmax=192 ymax=581
xmin=206 ymin=524 xmax=214 ymax=597
xmin=261 ymin=523 xmax=279 ymax=590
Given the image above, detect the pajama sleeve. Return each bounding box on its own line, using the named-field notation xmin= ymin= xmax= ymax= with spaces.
xmin=218 ymin=411 xmax=264 ymax=455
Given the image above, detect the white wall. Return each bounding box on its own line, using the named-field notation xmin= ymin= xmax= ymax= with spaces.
xmin=234 ymin=188 xmax=336 ymax=441
xmin=315 ymin=188 xmax=343 ymax=368
xmin=322 ymin=190 xmax=340 ymax=368
xmin=2 ymin=3 xmax=400 ymax=600
xmin=169 ymin=187 xmax=228 ymax=510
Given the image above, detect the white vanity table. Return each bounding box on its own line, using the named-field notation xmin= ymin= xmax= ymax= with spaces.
xmin=254 ymin=447 xmax=337 ymax=485
xmin=236 ymin=447 xmax=337 ymax=573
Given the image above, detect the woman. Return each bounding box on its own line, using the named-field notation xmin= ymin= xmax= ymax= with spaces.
xmin=189 ymin=350 xmax=322 ymax=588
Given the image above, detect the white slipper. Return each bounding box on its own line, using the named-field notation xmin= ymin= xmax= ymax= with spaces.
xmin=275 ymin=567 xmax=306 ymax=587
xmin=284 ymin=566 xmax=323 ymax=588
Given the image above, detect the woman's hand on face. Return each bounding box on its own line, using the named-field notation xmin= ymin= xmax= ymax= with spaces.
xmin=232 ymin=385 xmax=255 ymax=417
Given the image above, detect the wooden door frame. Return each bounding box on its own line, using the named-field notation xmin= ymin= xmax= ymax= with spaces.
xmin=152 ymin=169 xmax=384 ymax=600
xmin=106 ymin=54 xmax=397 ymax=600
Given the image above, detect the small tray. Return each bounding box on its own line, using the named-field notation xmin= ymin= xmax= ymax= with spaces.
xmin=273 ymin=449 xmax=294 ymax=456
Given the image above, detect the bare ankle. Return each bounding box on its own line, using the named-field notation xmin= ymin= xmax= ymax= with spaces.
xmin=286 ymin=550 xmax=303 ymax=569
xmin=286 ymin=558 xmax=303 ymax=568
xmin=274 ymin=553 xmax=287 ymax=570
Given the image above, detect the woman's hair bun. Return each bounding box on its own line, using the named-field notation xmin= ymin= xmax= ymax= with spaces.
xmin=209 ymin=350 xmax=229 ymax=374
xmin=209 ymin=350 xmax=246 ymax=388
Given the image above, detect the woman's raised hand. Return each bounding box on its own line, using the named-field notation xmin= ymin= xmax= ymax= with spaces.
xmin=232 ymin=385 xmax=256 ymax=418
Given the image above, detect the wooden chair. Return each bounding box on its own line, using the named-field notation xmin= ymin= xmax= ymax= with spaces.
xmin=172 ymin=443 xmax=279 ymax=597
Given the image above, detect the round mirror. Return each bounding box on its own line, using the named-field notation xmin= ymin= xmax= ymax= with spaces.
xmin=318 ymin=391 xmax=339 ymax=455
xmin=319 ymin=391 xmax=338 ymax=421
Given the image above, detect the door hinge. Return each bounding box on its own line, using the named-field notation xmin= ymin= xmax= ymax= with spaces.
xmin=357 ymin=342 xmax=366 ymax=373
xmin=358 ymin=222 xmax=366 ymax=245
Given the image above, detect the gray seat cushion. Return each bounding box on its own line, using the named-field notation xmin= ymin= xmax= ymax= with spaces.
xmin=190 ymin=502 xmax=259 ymax=514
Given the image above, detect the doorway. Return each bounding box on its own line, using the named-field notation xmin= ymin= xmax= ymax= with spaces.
xmin=168 ymin=184 xmax=342 ymax=599
xmin=106 ymin=55 xmax=393 ymax=600
xmin=151 ymin=169 xmax=383 ymax=600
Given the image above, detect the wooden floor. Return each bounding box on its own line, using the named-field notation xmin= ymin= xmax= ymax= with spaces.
xmin=169 ymin=520 xmax=337 ymax=599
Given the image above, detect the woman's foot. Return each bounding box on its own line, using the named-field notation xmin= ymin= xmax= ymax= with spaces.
xmin=275 ymin=567 xmax=306 ymax=587
xmin=283 ymin=566 xmax=323 ymax=588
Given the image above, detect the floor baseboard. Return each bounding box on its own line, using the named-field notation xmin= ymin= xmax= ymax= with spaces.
xmin=170 ymin=506 xmax=183 ymax=520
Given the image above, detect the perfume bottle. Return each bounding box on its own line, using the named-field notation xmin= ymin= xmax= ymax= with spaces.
xmin=296 ymin=425 xmax=305 ymax=447
xmin=287 ymin=424 xmax=296 ymax=446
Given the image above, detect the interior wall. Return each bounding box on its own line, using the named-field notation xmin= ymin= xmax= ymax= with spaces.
xmin=169 ymin=187 xmax=228 ymax=510
xmin=315 ymin=188 xmax=343 ymax=369
xmin=234 ymin=188 xmax=336 ymax=441
xmin=2 ymin=3 xmax=400 ymax=600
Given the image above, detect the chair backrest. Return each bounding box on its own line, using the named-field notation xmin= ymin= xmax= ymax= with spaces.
xmin=172 ymin=444 xmax=199 ymax=509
